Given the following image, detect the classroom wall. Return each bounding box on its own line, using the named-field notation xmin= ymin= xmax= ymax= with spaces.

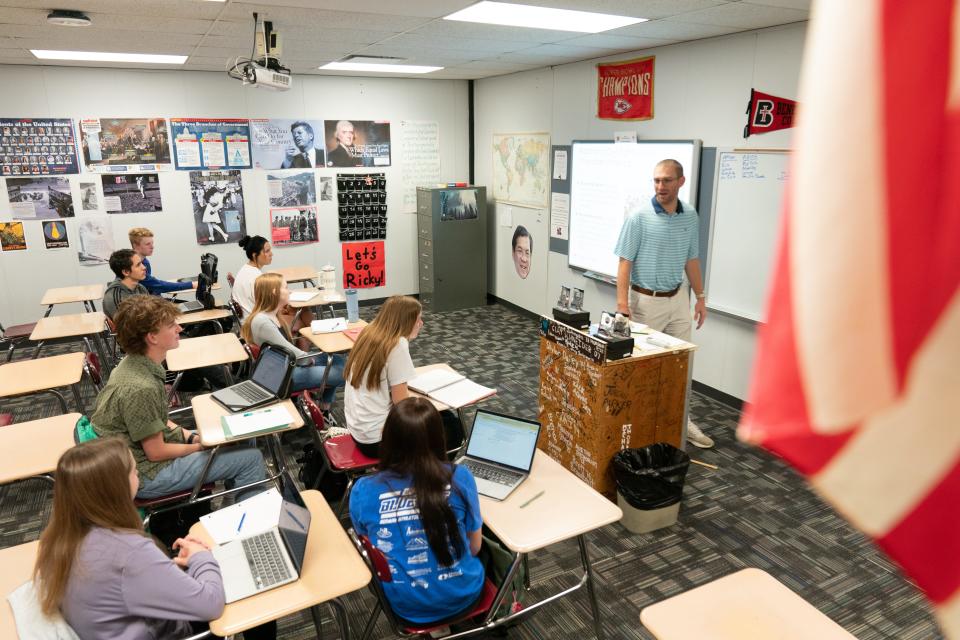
xmin=0 ymin=65 xmax=469 ymax=326
xmin=474 ymin=23 xmax=807 ymax=401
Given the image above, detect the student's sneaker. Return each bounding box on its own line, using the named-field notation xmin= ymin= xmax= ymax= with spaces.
xmin=320 ymin=426 xmax=350 ymax=440
xmin=686 ymin=420 xmax=714 ymax=449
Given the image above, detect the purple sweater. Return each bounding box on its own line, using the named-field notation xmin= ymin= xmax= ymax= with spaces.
xmin=60 ymin=527 xmax=225 ymax=640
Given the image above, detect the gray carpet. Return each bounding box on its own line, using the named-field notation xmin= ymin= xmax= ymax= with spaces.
xmin=0 ymin=301 xmax=943 ymax=639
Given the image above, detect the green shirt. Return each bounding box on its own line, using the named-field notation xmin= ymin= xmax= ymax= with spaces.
xmin=91 ymin=354 xmax=185 ymax=480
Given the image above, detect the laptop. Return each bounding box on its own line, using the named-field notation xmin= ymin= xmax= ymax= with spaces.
xmin=211 ymin=344 xmax=294 ymax=412
xmin=455 ymin=410 xmax=541 ymax=501
xmin=212 ymin=477 xmax=311 ymax=603
xmin=177 ymin=300 xmax=204 ymax=313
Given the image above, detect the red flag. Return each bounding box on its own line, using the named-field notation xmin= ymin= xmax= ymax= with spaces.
xmin=739 ymin=1 xmax=960 ymax=635
xmin=743 ymin=89 xmax=797 ymax=137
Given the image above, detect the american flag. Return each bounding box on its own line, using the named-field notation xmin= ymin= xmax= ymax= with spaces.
xmin=738 ymin=1 xmax=960 ymax=636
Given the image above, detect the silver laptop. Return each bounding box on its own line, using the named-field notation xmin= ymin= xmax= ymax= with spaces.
xmin=456 ymin=410 xmax=541 ymax=501
xmin=212 ymin=488 xmax=311 ymax=603
xmin=211 ymin=345 xmax=293 ymax=412
xmin=178 ymin=300 xmax=204 ymax=313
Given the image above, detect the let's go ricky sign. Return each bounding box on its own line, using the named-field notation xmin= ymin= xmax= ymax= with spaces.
xmin=342 ymin=241 xmax=385 ymax=289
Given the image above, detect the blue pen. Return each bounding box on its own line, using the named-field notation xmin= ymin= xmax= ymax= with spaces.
xmin=237 ymin=512 xmax=246 ymax=533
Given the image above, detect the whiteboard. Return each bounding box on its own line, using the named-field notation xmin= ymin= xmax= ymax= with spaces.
xmin=705 ymin=149 xmax=789 ymax=322
xmin=568 ymin=140 xmax=702 ymax=279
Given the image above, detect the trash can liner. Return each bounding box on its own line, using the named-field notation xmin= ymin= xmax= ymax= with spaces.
xmin=613 ymin=443 xmax=690 ymax=510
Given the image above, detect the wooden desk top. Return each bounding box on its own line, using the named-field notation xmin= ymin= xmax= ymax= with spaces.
xmin=298 ymin=319 xmax=367 ymax=353
xmin=640 ymin=568 xmax=857 ymax=639
xmin=30 ymin=312 xmax=106 ymax=341
xmin=191 ymin=490 xmax=371 ymax=636
xmin=177 ymin=308 xmax=232 ymax=325
xmin=0 ymin=352 xmax=85 ymax=398
xmin=166 ymin=333 xmax=248 ymax=372
xmin=287 ymin=288 xmax=346 ymax=309
xmin=40 ymin=283 xmax=104 ymax=306
xmin=0 ymin=540 xmax=39 ymax=638
xmin=268 ymin=265 xmax=318 ymax=284
xmin=191 ymin=394 xmax=304 ymax=446
xmin=0 ymin=413 xmax=79 ymax=484
xmin=479 ymin=450 xmax=622 ymax=554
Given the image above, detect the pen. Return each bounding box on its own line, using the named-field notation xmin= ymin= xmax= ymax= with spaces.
xmin=237 ymin=512 xmax=246 ymax=533
xmin=519 ymin=490 xmax=545 ymax=508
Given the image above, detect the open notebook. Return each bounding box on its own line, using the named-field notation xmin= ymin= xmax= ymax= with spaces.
xmin=408 ymin=368 xmax=496 ymax=409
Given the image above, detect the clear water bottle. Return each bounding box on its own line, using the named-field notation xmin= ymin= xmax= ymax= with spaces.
xmin=346 ymin=289 xmax=359 ymax=322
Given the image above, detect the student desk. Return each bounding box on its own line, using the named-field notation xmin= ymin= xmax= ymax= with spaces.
xmin=480 ymin=450 xmax=622 ymax=640
xmin=298 ymin=319 xmax=367 ymax=353
xmin=268 ymin=265 xmax=318 ymax=287
xmin=640 ymin=568 xmax=857 ymax=639
xmin=0 ymin=352 xmax=87 ymax=413
xmin=177 ymin=308 xmax=233 ymax=333
xmin=190 ymin=490 xmax=371 ymax=638
xmin=410 ymin=363 xmax=496 ymax=432
xmin=165 ymin=333 xmax=248 ymax=402
xmin=29 ymin=311 xmax=109 ymax=369
xmin=40 ymin=283 xmax=104 ymax=316
xmin=0 ymin=540 xmax=39 ymax=639
xmin=0 ymin=413 xmax=79 ymax=487
xmin=288 ymin=287 xmax=346 ymax=321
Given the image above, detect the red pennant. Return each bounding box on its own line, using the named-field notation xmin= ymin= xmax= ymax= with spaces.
xmin=743 ymin=89 xmax=798 ymax=137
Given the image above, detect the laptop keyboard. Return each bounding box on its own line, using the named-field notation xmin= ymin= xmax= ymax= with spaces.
xmin=462 ymin=460 xmax=523 ymax=485
xmin=242 ymin=532 xmax=291 ymax=589
xmin=233 ymin=380 xmax=271 ymax=403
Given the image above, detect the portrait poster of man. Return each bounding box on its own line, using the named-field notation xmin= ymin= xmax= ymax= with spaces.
xmin=324 ymin=120 xmax=391 ymax=167
xmin=250 ymin=119 xmax=326 ymax=169
xmin=266 ymin=171 xmax=316 ymax=207
xmin=0 ymin=118 xmax=79 ymax=176
xmin=189 ymin=169 xmax=246 ymax=245
xmin=5 ymin=177 xmax=74 ymax=219
xmin=77 ymin=216 xmax=114 ymax=265
xmin=171 ymin=118 xmax=252 ymax=170
xmin=0 ymin=221 xmax=27 ymax=251
xmin=79 ymin=118 xmax=171 ymax=172
xmin=270 ymin=206 xmax=318 ymax=246
xmin=439 ymin=189 xmax=478 ymax=221
xmin=101 ymin=173 xmax=162 ymax=213
xmin=43 ymin=220 xmax=69 ymax=249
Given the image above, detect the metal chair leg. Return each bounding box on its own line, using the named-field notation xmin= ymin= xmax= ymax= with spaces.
xmin=578 ymin=535 xmax=604 ymax=640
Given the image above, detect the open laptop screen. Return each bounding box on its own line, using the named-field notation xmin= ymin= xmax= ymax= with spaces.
xmin=466 ymin=411 xmax=540 ymax=472
xmin=251 ymin=347 xmax=290 ymax=394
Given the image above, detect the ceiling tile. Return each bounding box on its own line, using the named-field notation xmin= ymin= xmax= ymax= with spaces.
xmin=669 ymin=3 xmax=809 ymax=29
xmin=406 ymin=20 xmax=586 ymax=44
xmin=497 ymin=0 xmax=726 ymax=20
xmin=0 ymin=0 xmax=226 ymax=21
xmin=744 ymin=0 xmax=812 ymax=10
xmin=220 ymin=4 xmax=429 ymax=32
xmin=555 ymin=33 xmax=676 ymax=50
xmin=607 ymin=19 xmax=744 ymax=40
xmin=375 ymin=33 xmax=532 ymax=54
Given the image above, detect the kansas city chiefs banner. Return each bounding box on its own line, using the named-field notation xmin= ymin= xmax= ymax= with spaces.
xmin=596 ymin=56 xmax=654 ymax=121
xmin=744 ymin=89 xmax=798 ymax=137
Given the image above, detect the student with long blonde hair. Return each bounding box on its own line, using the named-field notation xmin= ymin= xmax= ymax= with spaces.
xmin=343 ymin=296 xmax=463 ymax=457
xmin=241 ymin=273 xmax=345 ymax=418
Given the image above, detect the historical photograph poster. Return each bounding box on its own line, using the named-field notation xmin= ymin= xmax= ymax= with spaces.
xmin=101 ymin=173 xmax=162 ymax=213
xmin=171 ymin=118 xmax=252 ymax=170
xmin=270 ymin=206 xmax=318 ymax=246
xmin=5 ymin=177 xmax=74 ymax=219
xmin=324 ymin=120 xmax=391 ymax=168
xmin=189 ymin=169 xmax=246 ymax=245
xmin=0 ymin=118 xmax=79 ymax=176
xmin=79 ymin=118 xmax=171 ymax=172
xmin=266 ymin=171 xmax=315 ymax=207
xmin=77 ymin=215 xmax=114 ymax=265
xmin=250 ymin=119 xmax=327 ymax=169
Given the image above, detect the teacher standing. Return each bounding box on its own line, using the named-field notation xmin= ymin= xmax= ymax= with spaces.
xmin=614 ymin=158 xmax=713 ymax=449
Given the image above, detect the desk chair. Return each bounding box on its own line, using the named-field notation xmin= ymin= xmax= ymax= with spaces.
xmin=318 ymin=434 xmax=379 ymax=520
xmin=350 ymin=530 xmax=499 ymax=640
xmin=1 ymin=321 xmax=38 ymax=362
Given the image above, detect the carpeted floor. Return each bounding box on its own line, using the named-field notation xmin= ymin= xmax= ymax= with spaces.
xmin=0 ymin=301 xmax=942 ymax=639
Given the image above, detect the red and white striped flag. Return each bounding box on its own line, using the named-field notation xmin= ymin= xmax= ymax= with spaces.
xmin=738 ymin=1 xmax=960 ymax=635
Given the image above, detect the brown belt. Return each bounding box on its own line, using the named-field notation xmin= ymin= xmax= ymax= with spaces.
xmin=631 ymin=284 xmax=681 ymax=297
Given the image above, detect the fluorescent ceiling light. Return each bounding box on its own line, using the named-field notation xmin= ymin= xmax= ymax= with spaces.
xmin=444 ymin=1 xmax=645 ymax=33
xmin=30 ymin=50 xmax=187 ymax=64
xmin=320 ymin=62 xmax=442 ymax=74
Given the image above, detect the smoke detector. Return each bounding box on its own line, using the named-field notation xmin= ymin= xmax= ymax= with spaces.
xmin=47 ymin=10 xmax=92 ymax=27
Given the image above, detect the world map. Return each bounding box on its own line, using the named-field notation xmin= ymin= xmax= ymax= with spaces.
xmin=492 ymin=133 xmax=550 ymax=208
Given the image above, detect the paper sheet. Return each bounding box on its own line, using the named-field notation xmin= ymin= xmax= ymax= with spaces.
xmin=311 ymin=318 xmax=347 ymax=334
xmin=200 ymin=488 xmax=283 ymax=545
xmin=550 ymin=192 xmax=569 ymax=240
xmin=408 ymin=369 xmax=464 ymax=394
xmin=220 ymin=405 xmax=294 ymax=437
xmin=289 ymin=291 xmax=318 ymax=302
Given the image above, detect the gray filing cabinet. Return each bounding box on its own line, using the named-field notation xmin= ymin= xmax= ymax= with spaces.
xmin=416 ymin=186 xmax=488 ymax=312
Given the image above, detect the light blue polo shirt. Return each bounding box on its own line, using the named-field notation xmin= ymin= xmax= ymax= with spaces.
xmin=614 ymin=197 xmax=699 ymax=291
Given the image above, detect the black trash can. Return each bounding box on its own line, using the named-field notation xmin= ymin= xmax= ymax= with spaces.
xmin=612 ymin=443 xmax=690 ymax=533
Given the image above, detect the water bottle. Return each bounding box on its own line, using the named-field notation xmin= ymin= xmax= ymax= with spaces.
xmin=346 ymin=289 xmax=359 ymax=322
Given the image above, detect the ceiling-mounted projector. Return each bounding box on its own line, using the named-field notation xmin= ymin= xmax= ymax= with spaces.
xmin=242 ymin=63 xmax=292 ymax=90
xmin=228 ymin=14 xmax=292 ymax=91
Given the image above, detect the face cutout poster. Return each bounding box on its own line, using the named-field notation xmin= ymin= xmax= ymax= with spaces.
xmin=341 ymin=241 xmax=385 ymax=289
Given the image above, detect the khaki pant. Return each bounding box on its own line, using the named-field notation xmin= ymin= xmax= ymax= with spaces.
xmin=628 ymin=287 xmax=691 ymax=342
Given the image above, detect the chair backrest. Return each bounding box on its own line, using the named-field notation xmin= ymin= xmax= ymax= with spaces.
xmin=246 ymin=341 xmax=260 ymax=360
xmin=84 ymin=352 xmax=102 ymax=388
xmin=357 ymin=533 xmax=393 ymax=583
xmin=229 ymin=298 xmax=245 ymax=322
xmin=299 ymin=394 xmax=325 ymax=431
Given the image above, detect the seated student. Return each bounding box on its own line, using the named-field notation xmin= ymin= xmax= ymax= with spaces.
xmin=344 ymin=296 xmax=463 ymax=458
xmin=34 ymin=438 xmax=226 ymax=640
xmin=92 ymin=294 xmax=267 ymax=501
xmin=350 ymin=397 xmax=484 ymax=626
xmin=129 ymin=227 xmax=197 ymax=296
xmin=240 ymin=273 xmax=345 ymax=422
xmin=103 ymin=248 xmax=148 ymax=319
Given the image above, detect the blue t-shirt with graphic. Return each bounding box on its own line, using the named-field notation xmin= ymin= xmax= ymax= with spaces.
xmin=350 ymin=464 xmax=484 ymax=624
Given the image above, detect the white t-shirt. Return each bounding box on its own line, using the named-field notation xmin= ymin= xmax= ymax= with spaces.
xmin=232 ymin=263 xmax=261 ymax=316
xmin=345 ymin=337 xmax=416 ymax=444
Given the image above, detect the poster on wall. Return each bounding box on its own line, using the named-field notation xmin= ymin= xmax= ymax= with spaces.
xmin=743 ymin=89 xmax=798 ymax=138
xmin=319 ymin=176 xmax=333 ymax=201
xmin=251 ymin=119 xmax=326 ymax=169
xmin=341 ymin=240 xmax=385 ymax=289
xmin=510 ymin=224 xmax=533 ymax=280
xmin=79 ymin=181 xmax=100 ymax=211
xmin=596 ymin=56 xmax=655 ymax=121
xmin=440 ymin=189 xmax=478 ymax=221
xmin=189 ymin=169 xmax=245 ymax=245
xmin=77 ymin=216 xmax=114 ymax=265
xmin=171 ymin=118 xmax=252 ymax=170
xmin=43 ymin=220 xmax=69 ymax=249
xmin=79 ymin=118 xmax=171 ymax=172
xmin=0 ymin=221 xmax=27 ymax=251
xmin=5 ymin=177 xmax=74 ymax=219
xmin=337 ymin=173 xmax=386 ymax=241
xmin=266 ymin=171 xmax=315 ymax=207
xmin=270 ymin=206 xmax=318 ymax=246
xmin=101 ymin=173 xmax=162 ymax=213
xmin=491 ymin=133 xmax=550 ymax=208
xmin=0 ymin=118 xmax=79 ymax=176
xmin=399 ymin=120 xmax=440 ymax=213
xmin=324 ymin=120 xmax=391 ymax=167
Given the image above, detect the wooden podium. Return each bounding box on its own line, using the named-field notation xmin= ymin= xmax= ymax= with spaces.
xmin=538 ymin=318 xmax=696 ymax=497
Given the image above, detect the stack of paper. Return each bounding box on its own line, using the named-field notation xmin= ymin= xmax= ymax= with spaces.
xmin=200 ymin=488 xmax=283 ymax=545
xmin=408 ymin=368 xmax=496 ymax=409
xmin=310 ymin=318 xmax=347 ymax=334
xmin=220 ymin=405 xmax=294 ymax=438
xmin=289 ymin=291 xmax=318 ymax=303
